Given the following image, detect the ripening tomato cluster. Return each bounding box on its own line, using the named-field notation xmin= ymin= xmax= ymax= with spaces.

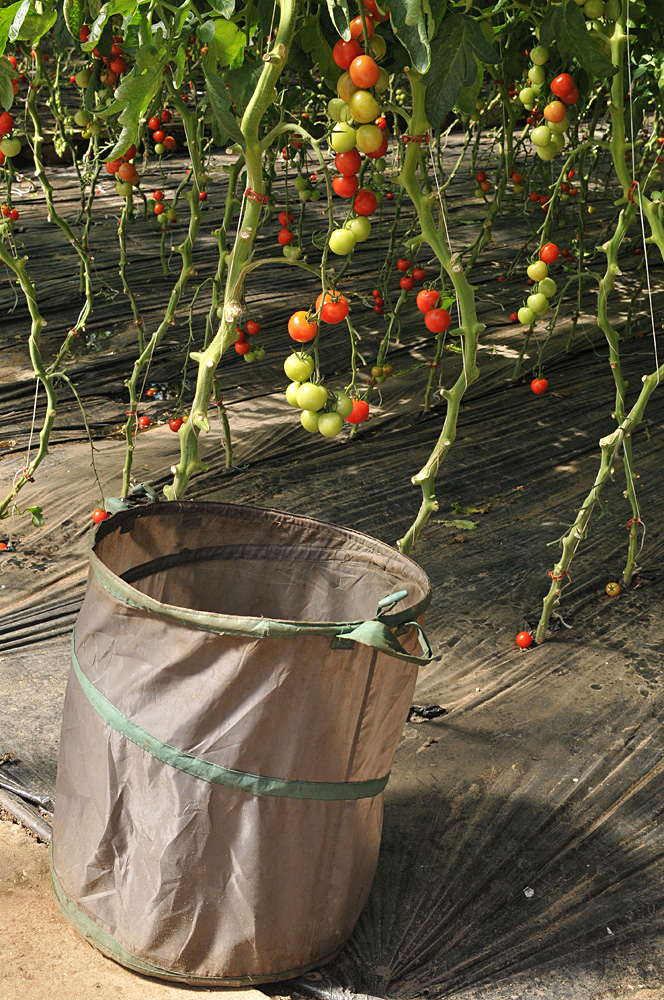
xmin=474 ymin=170 xmax=492 ymax=197
xmin=106 ymin=144 xmax=141 ymax=196
xmin=0 ymin=110 xmax=20 ymax=164
xmin=395 ymin=257 xmax=427 ymax=293
xmin=150 ymin=189 xmax=177 ymax=225
xmin=234 ymin=319 xmax=265 ymax=363
xmin=411 ymin=281 xmax=451 ymax=334
xmin=516 ymin=45 xmax=578 ymax=162
xmin=283 ymin=352 xmax=369 ymax=439
xmin=517 ymin=242 xmax=560 ymax=329
xmin=1 ymin=203 xmax=19 ymax=222
xmin=147 ymin=110 xmax=176 ymax=155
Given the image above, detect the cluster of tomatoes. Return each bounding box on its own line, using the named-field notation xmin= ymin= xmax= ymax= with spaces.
xmin=77 ymin=25 xmax=127 ymax=86
xmin=516 ymin=46 xmax=578 ymax=162
xmin=150 ymin=188 xmax=177 ymax=225
xmin=283 ymin=351 xmax=369 ymax=439
xmin=0 ymin=110 xmax=21 ymax=164
xmin=105 ymin=143 xmax=141 ymax=196
xmin=147 ymin=111 xmax=176 ymax=155
xmin=233 ymin=319 xmax=265 ymax=363
xmin=516 ymin=241 xmax=560 ymax=335
xmin=395 ymin=257 xmax=427 ymax=292
xmin=0 ymin=203 xmax=19 ymax=222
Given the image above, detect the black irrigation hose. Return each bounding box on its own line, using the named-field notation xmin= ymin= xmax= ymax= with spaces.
xmin=0 ymin=789 xmax=52 ymax=843
xmin=284 ymin=976 xmax=385 ymax=1000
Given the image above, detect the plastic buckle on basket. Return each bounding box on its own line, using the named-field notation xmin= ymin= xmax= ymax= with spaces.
xmin=376 ymin=590 xmax=409 ymax=616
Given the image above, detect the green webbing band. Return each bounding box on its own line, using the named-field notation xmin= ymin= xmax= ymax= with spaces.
xmin=89 ymin=549 xmax=433 ymax=667
xmin=71 ymin=638 xmax=389 ymax=801
xmin=50 ymin=853 xmax=341 ymax=986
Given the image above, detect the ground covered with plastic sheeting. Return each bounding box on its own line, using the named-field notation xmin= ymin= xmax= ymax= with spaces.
xmin=2 ymin=154 xmax=664 ymax=997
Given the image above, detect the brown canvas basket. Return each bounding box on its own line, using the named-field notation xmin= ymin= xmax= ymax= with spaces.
xmin=51 ymin=501 xmax=432 ymax=985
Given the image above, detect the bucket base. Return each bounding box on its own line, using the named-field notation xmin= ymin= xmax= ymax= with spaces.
xmin=50 ymin=857 xmax=342 ymax=987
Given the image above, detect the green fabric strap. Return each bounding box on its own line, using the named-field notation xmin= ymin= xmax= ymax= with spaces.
xmin=89 ymin=551 xmax=433 ymax=667
xmin=71 ymin=640 xmax=389 ymax=801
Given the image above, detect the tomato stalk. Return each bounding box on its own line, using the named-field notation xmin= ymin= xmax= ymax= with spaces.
xmin=396 ymin=70 xmax=483 ymax=555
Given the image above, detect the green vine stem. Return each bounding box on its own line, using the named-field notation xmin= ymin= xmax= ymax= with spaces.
xmin=396 ymin=69 xmax=483 ymax=555
xmin=165 ymin=0 xmax=299 ymax=501
xmin=118 ymin=194 xmax=146 ymax=354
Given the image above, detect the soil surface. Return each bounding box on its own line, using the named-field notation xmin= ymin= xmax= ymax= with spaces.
xmin=0 ymin=814 xmax=269 ymax=1000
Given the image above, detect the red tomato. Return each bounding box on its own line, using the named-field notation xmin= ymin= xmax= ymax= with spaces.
xmin=550 ymin=73 xmax=577 ymax=103
xmin=148 ymin=116 xmax=161 ymax=130
xmin=531 ymin=378 xmax=548 ymax=395
xmin=350 ymin=16 xmax=375 ymax=40
xmin=92 ymin=509 xmax=109 ymax=524
xmin=397 ymin=258 xmax=411 ymax=271
xmin=529 ymin=192 xmax=540 ymax=203
xmin=476 ymin=170 xmax=487 ymax=182
xmin=375 ymin=116 xmax=387 ymax=130
xmin=169 ymin=418 xmax=183 ymax=432
xmin=278 ymin=211 xmax=294 ymax=226
xmin=416 ymin=289 xmax=440 ymax=313
xmin=316 ymin=291 xmax=349 ymax=324
xmin=412 ymin=267 xmax=426 ymax=282
xmin=153 ymin=189 xmax=163 ymax=200
xmin=349 ymin=55 xmax=380 ymax=89
xmin=163 ymin=136 xmax=176 ymax=150
xmin=79 ymin=25 xmax=90 ymax=42
xmin=385 ymin=191 xmax=394 ymax=200
xmin=152 ymin=129 xmax=166 ymax=143
xmin=161 ymin=110 xmax=172 ymax=123
xmin=332 ymin=37 xmax=362 ymax=70
xmin=109 ymin=55 xmax=126 ymax=74
xmin=138 ymin=415 xmax=151 ymax=428
xmin=335 ymin=149 xmax=362 ymax=175
xmin=199 ymin=191 xmax=208 ymax=201
xmin=288 ymin=310 xmax=318 ymax=342
xmin=235 ymin=340 xmax=251 ymax=355
xmin=515 ymin=631 xmax=532 ymax=649
xmin=0 ymin=111 xmax=14 ymax=135
xmin=511 ymin=171 xmax=523 ymax=183
xmin=374 ymin=305 xmax=383 ymax=314
xmin=510 ymin=312 xmax=518 ymax=322
xmin=106 ymin=160 xmax=120 ymax=175
xmin=424 ymin=308 xmax=451 ymax=333
xmin=540 ymin=243 xmax=559 ymax=264
xmin=354 ymin=189 xmax=378 ymax=215
xmin=400 ymin=276 xmax=414 ymax=291
xmin=154 ymin=203 xmax=164 ymax=215
xmin=278 ymin=228 xmax=294 ymax=245
xmin=333 ymin=174 xmax=359 ymax=198
xmin=363 ymin=0 xmax=389 ymax=21
xmin=123 ymin=144 xmax=136 ymax=160
xmin=346 ymin=399 xmax=370 ymax=424
xmin=245 ymin=320 xmax=261 ymax=336
xmin=117 ymin=162 xmax=136 ymax=181
xmin=480 ymin=180 xmax=492 ymax=193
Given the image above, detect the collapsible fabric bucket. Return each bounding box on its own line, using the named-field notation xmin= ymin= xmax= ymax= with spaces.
xmin=51 ymin=501 xmax=432 ymax=985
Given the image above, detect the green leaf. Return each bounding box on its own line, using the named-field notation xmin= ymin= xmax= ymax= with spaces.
xmin=438 ymin=519 xmax=477 ymax=530
xmin=81 ymin=0 xmax=137 ymax=51
xmin=325 ymin=0 xmax=350 ymax=40
xmin=0 ymin=57 xmax=15 ymax=111
xmin=644 ymin=0 xmax=664 ymax=19
xmin=27 ymin=506 xmax=45 ymax=528
xmin=299 ymin=13 xmax=337 ymax=85
xmin=209 ymin=0 xmax=235 ymax=15
xmin=207 ymin=17 xmax=245 ymax=71
xmin=204 ymin=67 xmax=245 ymax=145
xmin=63 ymin=0 xmax=85 ymax=38
xmin=541 ymin=0 xmax=615 ymax=78
xmin=456 ymin=60 xmax=482 ymax=115
xmin=384 ymin=0 xmax=430 ymax=74
xmin=100 ymin=49 xmax=168 ymax=159
xmin=423 ymin=14 xmax=498 ymax=126
xmin=13 ymin=7 xmax=57 ymax=43
xmin=0 ymin=2 xmax=22 ymax=55
xmin=8 ymin=0 xmax=30 ymax=42
xmin=172 ymin=45 xmax=186 ymax=88
xmin=225 ymin=60 xmax=263 ymax=116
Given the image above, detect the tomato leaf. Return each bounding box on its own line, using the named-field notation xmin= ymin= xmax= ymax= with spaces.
xmin=423 ymin=14 xmax=499 ymax=127
xmin=27 ymin=505 xmax=45 ymax=528
xmin=206 ymin=17 xmax=245 ymax=71
xmin=100 ymin=48 xmax=168 ymax=159
xmin=383 ymin=0 xmax=430 ymax=74
xmin=456 ymin=60 xmax=483 ymax=115
xmin=204 ymin=67 xmax=245 ymax=146
xmin=13 ymin=6 xmax=57 ymax=43
xmin=299 ymin=13 xmax=338 ymax=86
xmin=8 ymin=0 xmax=29 ymax=42
xmin=225 ymin=60 xmax=263 ymax=116
xmin=0 ymin=57 xmax=15 ymax=111
xmin=438 ymin=519 xmax=477 ymax=530
xmin=541 ymin=0 xmax=615 ymax=78
xmin=325 ymin=0 xmax=350 ymax=41
xmin=0 ymin=2 xmax=22 ymax=55
xmin=81 ymin=0 xmax=137 ymax=52
xmin=644 ymin=0 xmax=664 ymax=18
xmin=209 ymin=0 xmax=236 ymax=15
xmin=63 ymin=0 xmax=86 ymax=39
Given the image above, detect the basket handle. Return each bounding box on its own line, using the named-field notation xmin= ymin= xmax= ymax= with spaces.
xmin=335 ymin=619 xmax=433 ymax=665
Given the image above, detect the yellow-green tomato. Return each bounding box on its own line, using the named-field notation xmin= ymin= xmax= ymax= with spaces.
xmin=337 ymin=72 xmax=358 ymax=104
xmin=0 ymin=137 xmax=21 ymax=157
xmin=296 ymin=382 xmax=328 ymax=411
xmin=548 ymin=115 xmax=569 ymax=134
xmin=527 ymin=292 xmax=549 ymax=314
xmin=518 ymin=87 xmax=536 ymax=105
xmin=349 ymin=90 xmax=381 ymax=124
xmin=374 ymin=157 xmax=386 ymax=172
xmin=328 ymin=97 xmax=347 ymax=122
xmin=284 ymin=353 xmax=314 ymax=381
xmin=527 ymin=260 xmax=548 ymax=281
xmin=531 ymin=125 xmax=553 ymax=147
xmin=75 ymin=68 xmax=91 ymax=88
xmin=286 ymin=382 xmax=301 ymax=407
xmin=88 ymin=120 xmax=102 ymax=136
xmin=528 ymin=66 xmax=546 ymax=86
xmin=551 ymin=132 xmax=565 ymax=153
xmin=309 ymin=189 xmax=321 ymax=202
xmin=538 ymin=277 xmax=557 ymax=298
xmin=329 ymin=227 xmax=357 ymax=255
xmin=116 ymin=181 xmax=133 ymax=197
xmin=530 ymin=45 xmax=549 ymax=65
xmin=368 ymin=34 xmax=387 ymax=60
xmin=332 ymin=392 xmax=354 ymax=418
xmin=330 ymin=122 xmax=357 ymax=153
xmin=537 ymin=143 xmax=558 ymax=161
xmin=374 ymin=68 xmax=389 ymax=94
xmin=514 ymin=183 xmax=524 ymax=194
xmin=300 ymin=410 xmax=321 ymax=433
xmin=318 ymin=412 xmax=344 ymax=437
xmin=584 ymin=0 xmax=604 ymax=17
xmin=347 ymin=216 xmax=371 ymax=242
xmin=355 ymin=123 xmax=384 ymax=153
xmin=518 ymin=306 xmax=536 ymax=325
xmin=74 ymin=109 xmax=91 ymax=127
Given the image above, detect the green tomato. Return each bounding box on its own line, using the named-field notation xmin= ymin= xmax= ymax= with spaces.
xmin=74 ymin=109 xmax=91 ymax=127
xmin=116 ymin=181 xmax=133 ymax=197
xmin=518 ymin=87 xmax=536 ymax=105
xmin=284 ymin=353 xmax=314 ymax=382
xmin=294 ymin=175 xmax=309 ymax=191
xmin=584 ymin=0 xmax=604 ymax=17
xmin=527 ymin=260 xmax=548 ymax=281
xmin=243 ymin=351 xmax=257 ymax=363
xmin=538 ymin=277 xmax=557 ymax=298
xmin=548 ymin=115 xmax=569 ymax=135
xmin=604 ymin=0 xmax=620 ymax=17
xmin=349 ymin=90 xmax=381 ymax=124
xmin=296 ymin=382 xmax=328 ymax=411
xmin=329 ymin=122 xmax=357 ymax=153
xmin=81 ymin=129 xmax=91 ymax=139
xmin=75 ymin=68 xmax=91 ymax=88
xmin=329 ymin=228 xmax=356 ymax=255
xmin=368 ymin=34 xmax=387 ymax=60
xmin=318 ymin=412 xmax=344 ymax=438
xmin=158 ymin=212 xmax=168 ymax=224
xmin=154 ymin=142 xmax=165 ymax=154
xmin=355 ymin=123 xmax=384 ymax=153
xmin=283 ymin=244 xmax=302 ymax=259
xmin=347 ymin=216 xmax=371 ymax=242
xmin=309 ymin=189 xmax=321 ymax=202
xmin=332 ymin=392 xmax=354 ymax=418
xmin=551 ymin=132 xmax=565 ymax=153
xmin=328 ymin=97 xmax=347 ymax=122
xmin=88 ymin=120 xmax=102 ymax=136
xmin=0 ymin=137 xmax=21 ymax=157
xmin=530 ymin=45 xmax=549 ymax=65
xmin=527 ymin=293 xmax=549 ymax=314
xmin=537 ymin=143 xmax=558 ymax=161
xmin=300 ymin=410 xmax=320 ymax=433
xmin=374 ymin=157 xmax=386 ymax=172
xmin=255 ymin=347 xmax=266 ymax=359
xmin=166 ymin=208 xmax=177 ymax=221
xmin=375 ymin=68 xmax=389 ymax=95
xmin=528 ymin=66 xmax=546 ymax=86
xmin=286 ymin=382 xmax=301 ymax=406
xmin=531 ymin=125 xmax=553 ymax=147
xmin=299 ymin=189 xmax=310 ymax=203
xmin=517 ymin=306 xmax=536 ymax=325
